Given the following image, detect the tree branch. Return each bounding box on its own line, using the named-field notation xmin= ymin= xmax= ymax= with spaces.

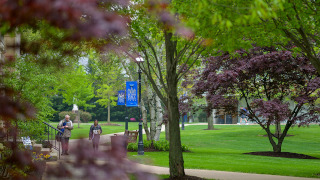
xmin=138 ymin=63 xmax=168 ymax=106
xmin=140 ymin=36 xmax=168 ymax=92
xmin=177 ymin=38 xmax=204 ymax=79
xmin=178 ymin=48 xmax=204 ymax=81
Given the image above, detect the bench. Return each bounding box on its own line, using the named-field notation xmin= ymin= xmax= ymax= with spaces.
xmin=124 ymin=130 xmax=138 ymax=143
xmin=114 ymin=130 xmax=138 ymax=143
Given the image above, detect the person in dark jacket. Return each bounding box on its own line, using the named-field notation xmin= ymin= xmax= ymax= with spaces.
xmin=89 ymin=119 xmax=102 ymax=151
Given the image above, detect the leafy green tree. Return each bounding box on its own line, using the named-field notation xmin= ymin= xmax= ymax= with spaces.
xmin=96 ymin=84 xmax=118 ymax=123
xmin=57 ymin=65 xmax=95 ymax=111
xmin=92 ymin=54 xmax=126 ymax=123
xmin=3 ymin=54 xmax=61 ymax=141
xmin=4 ymin=56 xmax=57 ymax=122
xmin=50 ymin=95 xmax=70 ymax=121
xmin=252 ymin=1 xmax=320 ymax=73
xmin=123 ymin=1 xmax=207 ymax=177
xmin=181 ymin=1 xmax=320 ymax=74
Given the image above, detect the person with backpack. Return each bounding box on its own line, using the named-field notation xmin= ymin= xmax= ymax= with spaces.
xmin=239 ymin=107 xmax=249 ymax=125
xmin=57 ymin=115 xmax=73 ymax=155
xmin=89 ymin=119 xmax=102 ymax=151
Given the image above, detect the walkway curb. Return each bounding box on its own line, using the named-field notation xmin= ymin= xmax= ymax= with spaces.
xmin=136 ymin=164 xmax=320 ymax=180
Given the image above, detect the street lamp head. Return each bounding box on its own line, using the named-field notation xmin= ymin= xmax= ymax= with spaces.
xmin=135 ymin=57 xmax=144 ymax=63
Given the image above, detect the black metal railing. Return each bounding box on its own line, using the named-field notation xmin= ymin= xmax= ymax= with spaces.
xmin=42 ymin=121 xmax=62 ymax=159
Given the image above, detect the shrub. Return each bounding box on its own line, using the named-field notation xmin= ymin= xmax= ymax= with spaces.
xmin=59 ymin=111 xmax=92 ymax=123
xmin=127 ymin=140 xmax=190 ymax=152
xmin=153 ymin=140 xmax=170 ymax=151
xmin=181 ymin=144 xmax=190 ymax=152
xmin=80 ymin=111 xmax=92 ymax=123
xmin=59 ymin=111 xmax=76 ymax=121
xmin=127 ymin=142 xmax=138 ymax=151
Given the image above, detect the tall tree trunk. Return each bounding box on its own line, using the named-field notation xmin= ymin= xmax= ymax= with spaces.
xmin=165 ymin=31 xmax=185 ymax=178
xmin=168 ymin=85 xmax=184 ymax=177
xmin=107 ymin=101 xmax=110 ymax=123
xmin=154 ymin=88 xmax=164 ymax=141
xmin=141 ymin=100 xmax=151 ymax=140
xmin=147 ymin=83 xmax=156 ymax=140
xmin=208 ymin=111 xmax=213 ymax=130
xmin=149 ymin=101 xmax=156 ymax=140
xmin=165 ymin=120 xmax=169 ymax=141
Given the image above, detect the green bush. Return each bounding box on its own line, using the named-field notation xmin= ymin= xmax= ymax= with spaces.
xmin=153 ymin=140 xmax=170 ymax=151
xmin=59 ymin=111 xmax=76 ymax=121
xmin=80 ymin=111 xmax=92 ymax=123
xmin=127 ymin=142 xmax=138 ymax=151
xmin=127 ymin=140 xmax=190 ymax=152
xmin=181 ymin=144 xmax=190 ymax=152
xmin=18 ymin=120 xmax=47 ymax=142
xmin=58 ymin=111 xmax=92 ymax=123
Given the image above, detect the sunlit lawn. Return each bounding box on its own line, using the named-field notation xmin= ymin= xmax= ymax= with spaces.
xmin=49 ymin=121 xmax=139 ymax=139
xmin=128 ymin=124 xmax=320 ymax=178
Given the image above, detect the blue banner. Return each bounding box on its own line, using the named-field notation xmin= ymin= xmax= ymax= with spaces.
xmin=126 ymin=81 xmax=138 ymax=107
xmin=117 ymin=90 xmax=125 ymax=105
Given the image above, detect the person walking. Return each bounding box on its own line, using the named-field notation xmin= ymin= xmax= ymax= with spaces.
xmin=57 ymin=115 xmax=73 ymax=155
xmin=239 ymin=107 xmax=248 ymax=124
xmin=89 ymin=119 xmax=102 ymax=151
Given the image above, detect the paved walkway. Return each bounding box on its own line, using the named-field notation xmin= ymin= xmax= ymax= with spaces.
xmin=46 ymin=157 xmax=319 ymax=180
xmin=47 ymin=123 xmax=319 ymax=180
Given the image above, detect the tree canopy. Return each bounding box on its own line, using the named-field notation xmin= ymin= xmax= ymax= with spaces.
xmin=181 ymin=1 xmax=320 ymax=74
xmin=57 ymin=65 xmax=95 ymax=110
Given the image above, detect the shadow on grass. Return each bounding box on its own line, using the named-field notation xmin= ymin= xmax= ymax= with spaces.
xmin=244 ymin=151 xmax=319 ymax=159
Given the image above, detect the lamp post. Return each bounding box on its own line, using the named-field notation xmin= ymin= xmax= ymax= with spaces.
xmin=181 ymin=115 xmax=185 ymax=130
xmin=125 ymin=107 xmax=128 ymax=131
xmin=182 ymin=93 xmax=188 ymax=130
xmin=136 ymin=57 xmax=144 ymax=155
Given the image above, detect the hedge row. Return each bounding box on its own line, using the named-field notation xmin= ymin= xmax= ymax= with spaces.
xmin=127 ymin=140 xmax=190 ymax=152
xmin=58 ymin=111 xmax=92 ymax=123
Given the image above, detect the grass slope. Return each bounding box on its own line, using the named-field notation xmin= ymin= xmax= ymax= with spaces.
xmin=128 ymin=124 xmax=320 ymax=178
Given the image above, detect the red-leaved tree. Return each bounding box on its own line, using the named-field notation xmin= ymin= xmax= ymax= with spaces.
xmin=0 ymin=0 xmax=129 ymax=125
xmin=193 ymin=47 xmax=320 ymax=153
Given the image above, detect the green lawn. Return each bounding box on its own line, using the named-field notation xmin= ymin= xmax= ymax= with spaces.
xmin=50 ymin=121 xmax=139 ymax=139
xmin=128 ymin=124 xmax=320 ymax=178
